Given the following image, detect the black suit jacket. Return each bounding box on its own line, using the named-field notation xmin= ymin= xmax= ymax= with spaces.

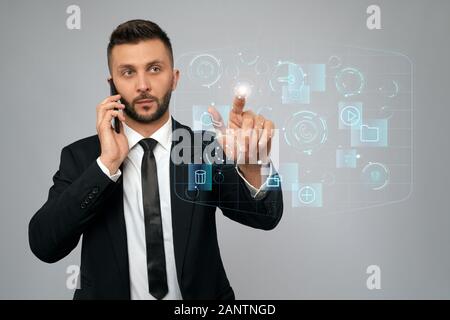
xmin=29 ymin=118 xmax=283 ymax=300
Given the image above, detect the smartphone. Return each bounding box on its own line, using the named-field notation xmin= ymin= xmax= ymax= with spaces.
xmin=108 ymin=79 xmax=121 ymax=133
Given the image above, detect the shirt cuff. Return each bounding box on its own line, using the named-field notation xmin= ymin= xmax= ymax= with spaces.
xmin=235 ymin=162 xmax=274 ymax=200
xmin=96 ymin=157 xmax=122 ymax=182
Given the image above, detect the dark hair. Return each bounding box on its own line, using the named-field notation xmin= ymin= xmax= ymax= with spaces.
xmin=107 ymin=19 xmax=173 ymax=72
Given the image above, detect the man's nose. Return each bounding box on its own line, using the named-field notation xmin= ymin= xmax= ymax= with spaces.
xmin=136 ymin=75 xmax=151 ymax=93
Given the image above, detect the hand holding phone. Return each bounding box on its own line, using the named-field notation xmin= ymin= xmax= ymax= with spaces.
xmin=96 ymin=79 xmax=128 ymax=175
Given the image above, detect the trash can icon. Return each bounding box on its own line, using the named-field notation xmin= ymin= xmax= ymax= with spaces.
xmin=194 ymin=169 xmax=207 ymax=185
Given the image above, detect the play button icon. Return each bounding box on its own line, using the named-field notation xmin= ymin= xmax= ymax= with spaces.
xmin=340 ymin=105 xmax=361 ymax=127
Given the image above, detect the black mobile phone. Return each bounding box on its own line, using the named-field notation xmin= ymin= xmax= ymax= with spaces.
xmin=108 ymin=79 xmax=121 ymax=133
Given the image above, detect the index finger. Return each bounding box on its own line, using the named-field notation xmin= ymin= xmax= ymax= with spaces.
xmin=231 ymin=96 xmax=246 ymax=115
xmin=101 ymin=94 xmax=121 ymax=105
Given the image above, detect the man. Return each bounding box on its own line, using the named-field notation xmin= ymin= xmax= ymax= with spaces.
xmin=29 ymin=19 xmax=283 ymax=300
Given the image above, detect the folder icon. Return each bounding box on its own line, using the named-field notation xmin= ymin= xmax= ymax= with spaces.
xmin=267 ymin=176 xmax=280 ymax=187
xmin=360 ymin=124 xmax=379 ymax=142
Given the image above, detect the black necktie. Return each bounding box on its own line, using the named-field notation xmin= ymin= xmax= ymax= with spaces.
xmin=139 ymin=138 xmax=168 ymax=299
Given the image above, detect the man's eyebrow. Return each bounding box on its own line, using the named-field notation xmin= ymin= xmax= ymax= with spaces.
xmin=117 ymin=60 xmax=165 ymax=69
xmin=145 ymin=59 xmax=164 ymax=66
xmin=117 ymin=64 xmax=135 ymax=70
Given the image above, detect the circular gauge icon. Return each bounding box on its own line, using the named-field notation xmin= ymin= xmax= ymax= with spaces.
xmin=185 ymin=187 xmax=200 ymax=200
xmin=213 ymin=171 xmax=225 ymax=184
xmin=269 ymin=61 xmax=306 ymax=93
xmin=361 ymin=162 xmax=389 ymax=190
xmin=188 ymin=54 xmax=223 ymax=88
xmin=335 ymin=67 xmax=365 ymax=97
xmin=284 ymin=111 xmax=328 ymax=155
xmin=379 ymin=80 xmax=399 ymax=98
xmin=237 ymin=48 xmax=259 ymax=66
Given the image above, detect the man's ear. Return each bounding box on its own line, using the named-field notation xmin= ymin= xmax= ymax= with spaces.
xmin=172 ymin=69 xmax=180 ymax=91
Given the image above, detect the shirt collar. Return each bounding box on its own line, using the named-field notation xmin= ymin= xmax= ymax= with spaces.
xmin=123 ymin=116 xmax=172 ymax=152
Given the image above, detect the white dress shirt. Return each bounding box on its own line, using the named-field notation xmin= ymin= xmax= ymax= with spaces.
xmin=96 ymin=116 xmax=271 ymax=300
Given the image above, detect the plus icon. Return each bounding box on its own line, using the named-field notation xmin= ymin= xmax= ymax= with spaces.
xmin=298 ymin=186 xmax=316 ymax=204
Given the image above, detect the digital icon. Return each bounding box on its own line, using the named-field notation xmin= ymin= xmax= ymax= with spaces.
xmin=343 ymin=108 xmax=358 ymax=123
xmin=175 ymin=45 xmax=412 ymax=214
xmin=328 ymin=55 xmax=342 ymax=69
xmin=237 ymin=48 xmax=259 ymax=66
xmin=339 ymin=103 xmax=362 ymax=128
xmin=213 ymin=171 xmax=224 ymax=184
xmin=200 ymin=112 xmax=222 ymax=127
xmin=360 ymin=124 xmax=379 ymax=142
xmin=379 ymin=79 xmax=399 ymax=98
xmin=193 ymin=105 xmax=230 ymax=132
xmin=335 ymin=67 xmax=365 ymax=97
xmin=194 ymin=170 xmax=206 ymax=185
xmin=299 ymin=186 xmax=316 ymax=204
xmin=351 ymin=119 xmax=388 ymax=147
xmin=274 ymin=62 xmax=305 ymax=87
xmin=361 ymin=162 xmax=389 ymax=190
xmin=281 ymin=85 xmax=309 ymax=104
xmin=267 ymin=176 xmax=281 ymax=188
xmin=188 ymin=164 xmax=212 ymax=191
xmin=200 ymin=112 xmax=213 ymax=126
xmin=270 ymin=61 xmax=307 ymax=104
xmin=284 ymin=111 xmax=328 ymax=155
xmin=269 ymin=62 xmax=325 ymax=104
xmin=336 ymin=149 xmax=358 ymax=168
xmin=188 ymin=54 xmax=223 ymax=88
xmin=292 ymin=183 xmax=323 ymax=207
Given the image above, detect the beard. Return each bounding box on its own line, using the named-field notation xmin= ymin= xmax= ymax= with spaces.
xmin=122 ymin=89 xmax=172 ymax=124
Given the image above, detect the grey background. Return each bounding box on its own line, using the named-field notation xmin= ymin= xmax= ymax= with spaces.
xmin=0 ymin=0 xmax=449 ymax=299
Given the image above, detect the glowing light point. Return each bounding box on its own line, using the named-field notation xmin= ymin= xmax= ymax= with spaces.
xmin=233 ymin=81 xmax=252 ymax=99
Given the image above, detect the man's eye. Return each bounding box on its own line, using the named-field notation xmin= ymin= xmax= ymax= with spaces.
xmin=149 ymin=66 xmax=161 ymax=73
xmin=123 ymin=70 xmax=134 ymax=76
